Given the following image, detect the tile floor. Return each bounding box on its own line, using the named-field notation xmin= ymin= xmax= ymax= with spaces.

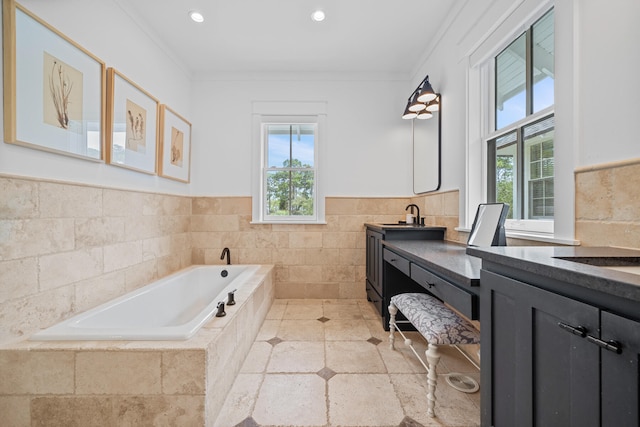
xmin=214 ymin=299 xmax=480 ymax=427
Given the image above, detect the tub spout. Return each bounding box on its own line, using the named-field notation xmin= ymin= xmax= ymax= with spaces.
xmin=220 ymin=247 xmax=231 ymax=265
xmin=215 ymin=301 xmax=226 ymax=317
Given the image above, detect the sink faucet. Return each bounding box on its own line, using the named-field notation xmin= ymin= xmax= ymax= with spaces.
xmin=220 ymin=247 xmax=231 ymax=265
xmin=405 ymin=204 xmax=420 ymax=225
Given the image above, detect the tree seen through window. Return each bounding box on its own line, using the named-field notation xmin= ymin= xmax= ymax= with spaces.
xmin=265 ymin=124 xmax=315 ymax=217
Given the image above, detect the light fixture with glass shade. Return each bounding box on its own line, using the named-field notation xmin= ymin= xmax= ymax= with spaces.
xmin=416 ymin=77 xmax=436 ymax=103
xmin=425 ymin=96 xmax=440 ymax=112
xmin=401 ymin=75 xmax=440 ymax=120
xmin=402 ymin=106 xmax=418 ymax=120
xmin=416 ymin=110 xmax=433 ymax=120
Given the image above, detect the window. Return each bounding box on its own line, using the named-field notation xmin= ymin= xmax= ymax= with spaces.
xmin=251 ymin=102 xmax=326 ymax=224
xmin=489 ymin=116 xmax=555 ymax=220
xmin=263 ymin=123 xmax=316 ymax=220
xmin=488 ymin=8 xmax=554 ymax=231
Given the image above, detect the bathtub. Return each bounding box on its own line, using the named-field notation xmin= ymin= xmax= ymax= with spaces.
xmin=30 ymin=264 xmax=260 ymax=341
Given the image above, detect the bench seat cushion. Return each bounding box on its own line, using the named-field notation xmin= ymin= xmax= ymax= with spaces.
xmin=391 ymin=293 xmax=480 ymax=345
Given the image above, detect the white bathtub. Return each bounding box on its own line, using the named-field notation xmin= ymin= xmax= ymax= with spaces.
xmin=30 ymin=265 xmax=260 ymax=341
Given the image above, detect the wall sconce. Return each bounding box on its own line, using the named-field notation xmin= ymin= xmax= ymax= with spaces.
xmin=402 ymin=75 xmax=440 ymax=120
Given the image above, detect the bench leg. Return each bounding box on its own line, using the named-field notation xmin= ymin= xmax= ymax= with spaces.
xmin=425 ymin=343 xmax=441 ymax=418
xmin=388 ymin=302 xmax=397 ymax=350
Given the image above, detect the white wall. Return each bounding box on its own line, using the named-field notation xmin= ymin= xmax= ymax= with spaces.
xmin=0 ymin=0 xmax=192 ymax=195
xmin=189 ymin=75 xmax=413 ymax=197
xmin=578 ymin=0 xmax=640 ymax=166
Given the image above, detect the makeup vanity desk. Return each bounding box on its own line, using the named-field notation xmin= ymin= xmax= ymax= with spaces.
xmin=365 ymin=223 xmax=481 ymax=330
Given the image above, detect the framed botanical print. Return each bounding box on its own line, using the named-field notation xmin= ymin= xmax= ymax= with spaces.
xmin=3 ymin=0 xmax=106 ymax=160
xmin=158 ymin=105 xmax=191 ymax=183
xmin=105 ymin=68 xmax=159 ymax=174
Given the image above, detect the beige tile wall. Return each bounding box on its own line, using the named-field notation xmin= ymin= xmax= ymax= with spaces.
xmin=191 ymin=196 xmax=415 ymax=300
xmin=11 ymin=164 xmax=619 ymax=347
xmin=412 ymin=189 xmax=463 ymax=243
xmin=576 ymin=159 xmax=640 ymax=250
xmin=0 ymin=174 xmax=420 ymax=345
xmin=0 ymin=175 xmax=192 ymax=345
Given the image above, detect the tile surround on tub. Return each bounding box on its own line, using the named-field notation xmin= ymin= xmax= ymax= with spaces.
xmin=0 ymin=265 xmax=274 ymax=426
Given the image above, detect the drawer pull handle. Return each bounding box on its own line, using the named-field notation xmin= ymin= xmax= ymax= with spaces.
xmin=425 ymin=281 xmax=435 ymax=289
xmin=390 ymin=258 xmax=397 ymax=262
xmin=586 ymin=335 xmax=622 ymax=354
xmin=558 ymin=322 xmax=587 ymax=337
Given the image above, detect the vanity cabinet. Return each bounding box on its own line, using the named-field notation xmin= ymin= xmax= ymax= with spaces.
xmin=364 ymin=224 xmax=447 ymax=328
xmin=480 ymin=269 xmax=640 ymax=427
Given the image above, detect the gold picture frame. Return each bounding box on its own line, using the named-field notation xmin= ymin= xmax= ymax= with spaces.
xmin=3 ymin=0 xmax=106 ymax=161
xmin=105 ymin=68 xmax=159 ymax=174
xmin=158 ymin=105 xmax=192 ymax=183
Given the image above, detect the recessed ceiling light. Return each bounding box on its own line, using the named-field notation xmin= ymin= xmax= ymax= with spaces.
xmin=311 ymin=10 xmax=325 ymax=22
xmin=189 ymin=10 xmax=204 ymax=23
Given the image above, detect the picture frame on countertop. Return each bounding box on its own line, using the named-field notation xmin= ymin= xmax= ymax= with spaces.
xmin=158 ymin=105 xmax=191 ymax=183
xmin=2 ymin=0 xmax=106 ymax=161
xmin=105 ymin=67 xmax=159 ymax=174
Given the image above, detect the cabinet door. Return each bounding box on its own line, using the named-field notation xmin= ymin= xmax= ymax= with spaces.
xmin=481 ymin=270 xmax=600 ymax=427
xmin=365 ymin=229 xmax=383 ymax=295
xmin=600 ymin=310 xmax=640 ymax=426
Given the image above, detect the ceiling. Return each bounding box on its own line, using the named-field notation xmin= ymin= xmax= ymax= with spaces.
xmin=115 ymin=0 xmax=457 ymax=77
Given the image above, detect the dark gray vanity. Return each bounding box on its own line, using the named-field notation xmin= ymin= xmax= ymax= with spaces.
xmin=366 ymin=220 xmax=640 ymax=425
xmin=467 ymin=245 xmax=640 ymax=427
xmin=365 ymin=223 xmax=479 ymax=330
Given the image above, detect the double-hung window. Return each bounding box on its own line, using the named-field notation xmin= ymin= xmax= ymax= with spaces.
xmin=263 ymin=123 xmax=317 ymax=220
xmin=251 ymin=102 xmax=326 ymax=224
xmin=487 ymin=8 xmax=554 ymax=232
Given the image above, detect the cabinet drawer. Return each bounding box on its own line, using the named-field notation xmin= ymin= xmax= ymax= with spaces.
xmin=383 ymin=248 xmax=410 ymax=276
xmin=410 ymin=263 xmax=477 ymax=319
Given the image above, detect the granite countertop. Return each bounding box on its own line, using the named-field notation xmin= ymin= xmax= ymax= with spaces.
xmin=466 ymin=246 xmax=640 ymax=303
xmin=381 ymin=240 xmax=481 ymax=288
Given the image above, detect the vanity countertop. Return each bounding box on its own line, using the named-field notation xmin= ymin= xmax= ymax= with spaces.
xmin=365 ymin=223 xmax=447 ymax=232
xmin=466 ymin=245 xmax=640 ymax=303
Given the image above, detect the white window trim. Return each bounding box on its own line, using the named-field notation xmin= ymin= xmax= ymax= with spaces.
xmin=464 ymin=1 xmax=579 ymax=245
xmin=251 ymin=101 xmax=327 ymax=224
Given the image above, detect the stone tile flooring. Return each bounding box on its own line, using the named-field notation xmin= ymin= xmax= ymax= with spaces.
xmin=214 ymin=299 xmax=480 ymax=427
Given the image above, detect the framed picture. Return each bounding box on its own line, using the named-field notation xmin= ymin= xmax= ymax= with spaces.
xmin=105 ymin=68 xmax=159 ymax=174
xmin=3 ymin=0 xmax=106 ymax=161
xmin=158 ymin=105 xmax=192 ymax=183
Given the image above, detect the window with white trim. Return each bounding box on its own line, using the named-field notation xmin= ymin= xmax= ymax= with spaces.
xmin=263 ymin=123 xmax=317 ymax=220
xmin=487 ymin=8 xmax=554 ymax=232
xmin=251 ymin=103 xmax=326 ymax=224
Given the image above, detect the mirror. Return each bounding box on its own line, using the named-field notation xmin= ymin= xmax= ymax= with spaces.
xmin=412 ymin=98 xmax=441 ymax=194
xmin=467 ymin=203 xmax=510 ymax=247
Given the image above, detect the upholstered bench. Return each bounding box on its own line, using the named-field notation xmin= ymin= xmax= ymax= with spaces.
xmin=389 ymin=292 xmax=480 ymax=418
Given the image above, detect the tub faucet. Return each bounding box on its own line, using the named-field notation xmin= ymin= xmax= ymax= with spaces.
xmin=405 ymin=204 xmax=420 ymax=225
xmin=220 ymin=247 xmax=231 ymax=265
xmin=215 ymin=301 xmax=226 ymax=317
xmin=227 ymin=289 xmax=237 ymax=306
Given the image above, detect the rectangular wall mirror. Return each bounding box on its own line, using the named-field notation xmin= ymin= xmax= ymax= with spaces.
xmin=412 ymin=100 xmax=441 ymax=194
